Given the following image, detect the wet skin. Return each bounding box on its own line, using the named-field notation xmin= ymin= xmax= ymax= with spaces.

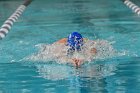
xmin=55 ymin=38 xmax=97 ymax=67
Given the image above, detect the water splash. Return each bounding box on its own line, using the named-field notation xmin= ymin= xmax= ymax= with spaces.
xmin=23 ymin=39 xmax=120 ymax=80
xmin=26 ymin=39 xmax=118 ymax=64
xmin=35 ymin=63 xmax=117 ymax=80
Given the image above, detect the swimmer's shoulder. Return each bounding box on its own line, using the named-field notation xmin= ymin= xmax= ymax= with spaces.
xmin=83 ymin=38 xmax=94 ymax=43
xmin=56 ymin=38 xmax=67 ymax=44
xmin=83 ymin=38 xmax=96 ymax=43
xmin=83 ymin=38 xmax=88 ymax=42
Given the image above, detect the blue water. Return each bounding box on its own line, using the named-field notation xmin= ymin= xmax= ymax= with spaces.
xmin=0 ymin=0 xmax=140 ymax=93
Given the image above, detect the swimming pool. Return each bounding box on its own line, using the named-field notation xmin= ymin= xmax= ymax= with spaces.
xmin=0 ymin=0 xmax=140 ymax=93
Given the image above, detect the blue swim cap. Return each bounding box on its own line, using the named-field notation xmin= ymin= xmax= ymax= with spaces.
xmin=67 ymin=32 xmax=83 ymax=51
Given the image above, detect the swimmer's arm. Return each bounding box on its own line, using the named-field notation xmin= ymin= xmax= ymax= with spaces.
xmin=82 ymin=47 xmax=97 ymax=62
xmin=90 ymin=48 xmax=97 ymax=54
xmin=54 ymin=38 xmax=67 ymax=44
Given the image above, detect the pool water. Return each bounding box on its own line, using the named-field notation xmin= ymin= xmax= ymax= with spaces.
xmin=0 ymin=0 xmax=140 ymax=93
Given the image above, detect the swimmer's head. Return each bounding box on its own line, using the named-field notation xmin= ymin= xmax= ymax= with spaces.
xmin=67 ymin=32 xmax=83 ymax=51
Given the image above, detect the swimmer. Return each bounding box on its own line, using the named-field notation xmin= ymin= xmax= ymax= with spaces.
xmin=54 ymin=32 xmax=97 ymax=67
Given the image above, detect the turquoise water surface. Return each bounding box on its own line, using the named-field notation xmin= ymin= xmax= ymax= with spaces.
xmin=0 ymin=0 xmax=140 ymax=93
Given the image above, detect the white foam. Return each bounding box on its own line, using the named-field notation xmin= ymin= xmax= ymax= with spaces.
xmin=35 ymin=63 xmax=117 ymax=80
xmin=26 ymin=39 xmax=118 ymax=64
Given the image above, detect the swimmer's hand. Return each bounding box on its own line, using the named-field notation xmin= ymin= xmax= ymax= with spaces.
xmin=90 ymin=48 xmax=97 ymax=54
xmin=71 ymin=58 xmax=83 ymax=67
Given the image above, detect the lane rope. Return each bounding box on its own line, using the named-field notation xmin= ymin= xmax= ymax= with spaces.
xmin=124 ymin=0 xmax=140 ymax=15
xmin=0 ymin=0 xmax=33 ymax=39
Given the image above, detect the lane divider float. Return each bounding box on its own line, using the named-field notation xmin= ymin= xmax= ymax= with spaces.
xmin=124 ymin=0 xmax=140 ymax=15
xmin=0 ymin=0 xmax=33 ymax=40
